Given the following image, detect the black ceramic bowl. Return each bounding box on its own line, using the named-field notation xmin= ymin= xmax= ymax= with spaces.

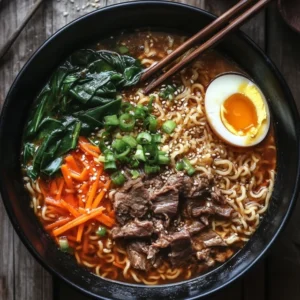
xmin=1 ymin=1 xmax=300 ymax=299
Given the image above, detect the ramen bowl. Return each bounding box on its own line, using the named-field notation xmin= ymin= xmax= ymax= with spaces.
xmin=0 ymin=1 xmax=299 ymax=299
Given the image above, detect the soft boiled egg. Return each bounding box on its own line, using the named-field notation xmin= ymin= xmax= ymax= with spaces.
xmin=205 ymin=73 xmax=270 ymax=147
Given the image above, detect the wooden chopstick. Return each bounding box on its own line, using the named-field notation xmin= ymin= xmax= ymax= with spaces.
xmin=143 ymin=0 xmax=273 ymax=94
xmin=0 ymin=0 xmax=45 ymax=61
xmin=141 ymin=0 xmax=254 ymax=83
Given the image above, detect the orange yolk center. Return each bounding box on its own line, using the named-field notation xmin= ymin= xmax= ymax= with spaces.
xmin=222 ymin=93 xmax=258 ymax=134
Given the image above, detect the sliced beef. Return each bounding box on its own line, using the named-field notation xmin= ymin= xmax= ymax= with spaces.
xmin=111 ymin=219 xmax=153 ymax=239
xmin=126 ymin=241 xmax=150 ymax=271
xmin=185 ymin=220 xmax=206 ymax=235
xmin=211 ymin=187 xmax=226 ymax=205
xmin=150 ymin=174 xmax=183 ymax=217
xmin=196 ymin=248 xmax=211 ymax=261
xmin=168 ymin=231 xmax=194 ymax=267
xmin=213 ymin=205 xmax=233 ymax=218
xmin=182 ymin=175 xmax=211 ymax=199
xmin=193 ymin=230 xmax=227 ymax=248
xmin=214 ymin=249 xmax=234 ymax=263
xmin=113 ymin=178 xmax=150 ymax=225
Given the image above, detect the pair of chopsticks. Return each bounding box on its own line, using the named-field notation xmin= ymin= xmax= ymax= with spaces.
xmin=142 ymin=0 xmax=273 ymax=94
xmin=0 ymin=0 xmax=44 ymax=60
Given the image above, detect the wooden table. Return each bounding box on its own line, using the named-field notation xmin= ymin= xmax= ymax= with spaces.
xmin=1 ymin=0 xmax=300 ymax=299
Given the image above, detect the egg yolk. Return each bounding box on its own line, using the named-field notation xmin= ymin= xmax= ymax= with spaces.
xmin=222 ymin=93 xmax=258 ymax=135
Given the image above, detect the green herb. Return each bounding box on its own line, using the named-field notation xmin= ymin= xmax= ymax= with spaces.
xmin=176 ymin=157 xmax=196 ymax=176
xmin=159 ymin=85 xmax=176 ymax=100
xmin=111 ymin=171 xmax=126 ymax=186
xmin=119 ymin=113 xmax=135 ymax=131
xmin=118 ymin=45 xmax=129 ymax=54
xmin=96 ymin=226 xmax=107 ymax=237
xmin=145 ymin=164 xmax=160 ymax=174
xmin=162 ymin=120 xmax=177 ymax=134
xmin=23 ymin=49 xmax=143 ymax=179
xmin=122 ymin=135 xmax=137 ymax=148
xmin=104 ymin=151 xmax=117 ymax=171
xmin=134 ymin=145 xmax=146 ymax=162
xmin=130 ymin=170 xmax=140 ymax=179
xmin=136 ymin=132 xmax=152 ymax=145
xmin=59 ymin=237 xmax=70 ymax=253
xmin=158 ymin=151 xmax=171 ymax=165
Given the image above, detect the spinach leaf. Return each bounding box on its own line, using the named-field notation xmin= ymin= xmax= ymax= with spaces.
xmin=23 ymin=49 xmax=143 ymax=179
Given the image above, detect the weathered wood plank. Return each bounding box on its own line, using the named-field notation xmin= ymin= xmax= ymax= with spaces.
xmin=265 ymin=3 xmax=300 ymax=300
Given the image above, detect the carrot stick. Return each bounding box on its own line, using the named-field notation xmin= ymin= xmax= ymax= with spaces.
xmin=85 ymin=170 xmax=101 ymax=209
xmin=76 ymin=224 xmax=85 ymax=242
xmin=60 ymin=199 xmax=81 ymax=217
xmin=80 ymin=182 xmax=89 ymax=194
xmin=65 ymin=155 xmax=81 ymax=173
xmin=45 ymin=217 xmax=71 ymax=230
xmin=55 ymin=178 xmax=65 ymax=200
xmin=50 ymin=180 xmax=58 ymax=196
xmin=95 ymin=213 xmax=115 ymax=228
xmin=79 ymin=137 xmax=100 ymax=158
xmin=53 ymin=207 xmax=105 ymax=236
xmin=45 ymin=197 xmax=64 ymax=208
xmin=61 ymin=164 xmax=73 ymax=189
xmin=91 ymin=180 xmax=111 ymax=209
xmin=70 ymin=168 xmax=89 ymax=181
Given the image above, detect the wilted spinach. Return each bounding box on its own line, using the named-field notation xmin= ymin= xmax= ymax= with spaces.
xmin=23 ymin=49 xmax=143 ymax=179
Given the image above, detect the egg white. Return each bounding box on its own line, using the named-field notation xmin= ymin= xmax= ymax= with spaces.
xmin=205 ymin=73 xmax=270 ymax=147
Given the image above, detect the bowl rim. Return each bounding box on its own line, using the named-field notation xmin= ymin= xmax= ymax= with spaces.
xmin=1 ymin=0 xmax=300 ymax=299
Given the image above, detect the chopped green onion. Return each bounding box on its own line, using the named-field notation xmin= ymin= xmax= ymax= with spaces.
xmin=104 ymin=151 xmax=117 ymax=171
xmin=145 ymin=164 xmax=160 ymax=174
xmin=176 ymin=161 xmax=185 ymax=171
xmin=121 ymin=102 xmax=134 ymax=113
xmin=134 ymin=145 xmax=146 ymax=162
xmin=147 ymin=116 xmax=158 ymax=132
xmin=162 ymin=120 xmax=176 ymax=134
xmin=134 ymin=105 xmax=146 ymax=119
xmin=158 ymin=151 xmax=171 ymax=165
xmin=182 ymin=157 xmax=196 ymax=176
xmin=122 ymin=135 xmax=137 ymax=148
xmin=129 ymin=159 xmax=140 ymax=168
xmin=111 ymin=171 xmax=126 ymax=186
xmin=98 ymin=155 xmax=106 ymax=163
xmin=104 ymin=114 xmax=119 ymax=126
xmin=112 ymin=139 xmax=127 ymax=153
xmin=152 ymin=134 xmax=162 ymax=143
xmin=119 ymin=113 xmax=135 ymax=132
xmin=58 ymin=237 xmax=69 ymax=253
xmin=130 ymin=170 xmax=140 ymax=179
xmin=137 ymin=132 xmax=152 ymax=144
xmin=143 ymin=144 xmax=159 ymax=164
xmin=159 ymin=85 xmax=176 ymax=100
xmin=119 ymin=45 xmax=129 ymax=54
xmin=96 ymin=226 xmax=107 ymax=237
xmin=115 ymin=147 xmax=131 ymax=162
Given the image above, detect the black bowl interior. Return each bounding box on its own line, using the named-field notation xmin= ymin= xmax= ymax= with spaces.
xmin=1 ymin=1 xmax=300 ymax=299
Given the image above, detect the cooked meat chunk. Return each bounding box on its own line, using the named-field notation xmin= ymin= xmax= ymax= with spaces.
xmin=214 ymin=249 xmax=234 ymax=263
xmin=151 ymin=174 xmax=183 ymax=217
xmin=213 ymin=205 xmax=233 ymax=218
xmin=168 ymin=231 xmax=194 ymax=267
xmin=126 ymin=241 xmax=150 ymax=271
xmin=196 ymin=248 xmax=211 ymax=261
xmin=195 ymin=230 xmax=227 ymax=248
xmin=113 ymin=178 xmax=151 ymax=225
xmin=211 ymin=187 xmax=226 ymax=205
xmin=185 ymin=220 xmax=206 ymax=235
xmin=111 ymin=219 xmax=153 ymax=239
xmin=182 ymin=175 xmax=211 ymax=199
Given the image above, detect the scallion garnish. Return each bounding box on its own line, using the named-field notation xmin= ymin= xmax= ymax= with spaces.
xmin=152 ymin=134 xmax=162 ymax=143
xmin=145 ymin=164 xmax=160 ymax=174
xmin=58 ymin=237 xmax=70 ymax=253
xmin=137 ymin=132 xmax=152 ymax=144
xmin=147 ymin=116 xmax=158 ymax=132
xmin=111 ymin=171 xmax=126 ymax=186
xmin=119 ymin=113 xmax=135 ymax=132
xmin=134 ymin=105 xmax=146 ymax=119
xmin=130 ymin=170 xmax=140 ymax=179
xmin=96 ymin=226 xmax=107 ymax=237
xmin=112 ymin=139 xmax=127 ymax=153
xmin=104 ymin=151 xmax=117 ymax=171
xmin=118 ymin=45 xmax=129 ymax=54
xmin=104 ymin=114 xmax=119 ymax=126
xmin=158 ymin=151 xmax=171 ymax=165
xmin=162 ymin=120 xmax=176 ymax=134
xmin=134 ymin=145 xmax=146 ymax=162
xmin=122 ymin=135 xmax=137 ymax=148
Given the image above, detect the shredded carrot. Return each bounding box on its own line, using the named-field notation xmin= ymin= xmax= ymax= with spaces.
xmin=45 ymin=197 xmax=64 ymax=208
xmin=76 ymin=224 xmax=85 ymax=242
xmin=95 ymin=213 xmax=115 ymax=228
xmin=53 ymin=207 xmax=105 ymax=236
xmin=55 ymin=178 xmax=65 ymax=200
xmin=50 ymin=180 xmax=58 ymax=196
xmin=45 ymin=217 xmax=71 ymax=230
xmin=80 ymin=182 xmax=89 ymax=194
xmin=92 ymin=180 xmax=111 ymax=209
xmin=85 ymin=169 xmax=102 ymax=209
xmin=61 ymin=164 xmax=74 ymax=189
xmin=113 ymin=261 xmax=124 ymax=269
xmin=65 ymin=155 xmax=81 ymax=173
xmin=60 ymin=199 xmax=81 ymax=217
xmin=79 ymin=137 xmax=100 ymax=157
xmin=70 ymin=168 xmax=89 ymax=181
xmin=64 ymin=193 xmax=78 ymax=207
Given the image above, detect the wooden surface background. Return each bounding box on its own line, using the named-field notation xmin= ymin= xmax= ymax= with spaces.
xmin=1 ymin=0 xmax=300 ymax=299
